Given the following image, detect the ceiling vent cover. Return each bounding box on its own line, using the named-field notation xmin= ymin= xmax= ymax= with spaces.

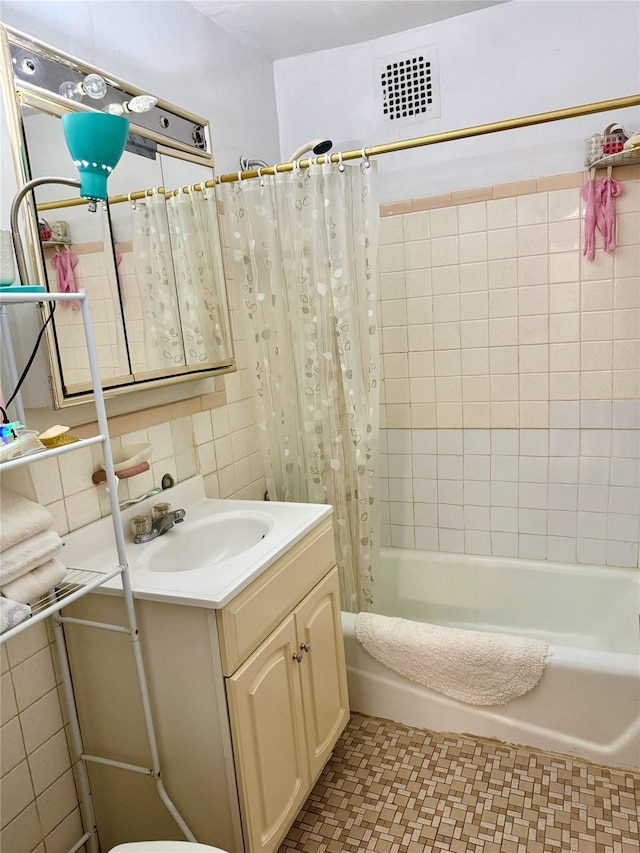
xmin=377 ymin=47 xmax=440 ymax=124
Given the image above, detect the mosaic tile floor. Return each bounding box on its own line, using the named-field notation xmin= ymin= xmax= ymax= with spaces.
xmin=279 ymin=714 xmax=640 ymax=853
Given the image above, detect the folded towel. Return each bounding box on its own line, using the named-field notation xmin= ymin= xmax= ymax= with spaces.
xmin=0 ymin=596 xmax=31 ymax=633
xmin=1 ymin=558 xmax=67 ymax=605
xmin=1 ymin=489 xmax=54 ymax=552
xmin=0 ymin=529 xmax=63 ymax=586
xmin=355 ymin=612 xmax=548 ymax=706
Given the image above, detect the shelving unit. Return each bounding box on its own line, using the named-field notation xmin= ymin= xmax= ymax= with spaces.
xmin=0 ymin=288 xmax=194 ymax=851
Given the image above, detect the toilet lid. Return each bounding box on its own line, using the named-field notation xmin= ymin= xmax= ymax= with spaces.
xmin=108 ymin=843 xmax=228 ymax=853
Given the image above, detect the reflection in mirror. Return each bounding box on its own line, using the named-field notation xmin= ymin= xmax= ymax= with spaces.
xmin=22 ymin=110 xmax=133 ymax=391
xmin=2 ymin=25 xmax=236 ymax=408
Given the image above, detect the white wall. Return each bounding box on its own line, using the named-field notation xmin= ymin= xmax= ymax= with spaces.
xmin=274 ymin=0 xmax=640 ymax=203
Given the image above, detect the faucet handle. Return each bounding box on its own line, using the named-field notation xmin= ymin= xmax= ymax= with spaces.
xmin=152 ymin=502 xmax=172 ymax=520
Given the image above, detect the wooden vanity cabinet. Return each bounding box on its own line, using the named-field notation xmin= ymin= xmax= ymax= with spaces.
xmin=226 ymin=568 xmax=349 ymax=853
xmin=63 ymin=515 xmax=349 ymax=853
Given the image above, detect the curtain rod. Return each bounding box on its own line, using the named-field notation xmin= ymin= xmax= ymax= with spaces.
xmin=36 ymin=92 xmax=640 ymax=211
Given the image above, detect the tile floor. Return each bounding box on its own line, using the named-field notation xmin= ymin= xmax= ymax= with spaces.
xmin=280 ymin=714 xmax=640 ymax=853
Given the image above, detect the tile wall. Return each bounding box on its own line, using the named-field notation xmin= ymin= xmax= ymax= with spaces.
xmin=1 ymin=224 xmax=265 ymax=851
xmin=378 ymin=169 xmax=640 ymax=569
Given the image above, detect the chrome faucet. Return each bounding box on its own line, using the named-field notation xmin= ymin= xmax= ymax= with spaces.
xmin=133 ymin=508 xmax=186 ymax=544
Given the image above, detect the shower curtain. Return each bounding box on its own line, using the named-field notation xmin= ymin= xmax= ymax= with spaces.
xmin=131 ymin=193 xmax=185 ymax=370
xmin=222 ymin=161 xmax=380 ymax=611
xmin=166 ymin=188 xmax=229 ymax=364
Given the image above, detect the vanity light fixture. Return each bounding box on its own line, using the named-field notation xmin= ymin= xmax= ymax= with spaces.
xmin=105 ymin=94 xmax=158 ymax=116
xmin=59 ymin=72 xmax=108 ymax=103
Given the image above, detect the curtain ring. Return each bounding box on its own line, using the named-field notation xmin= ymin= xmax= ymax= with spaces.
xmin=361 ymin=147 xmax=371 ymax=169
xmin=237 ymin=170 xmax=244 ymax=184
xmin=337 ymin=151 xmax=345 ymax=172
xmin=257 ymin=166 xmax=265 ymax=187
xmin=127 ymin=191 xmax=137 ymax=210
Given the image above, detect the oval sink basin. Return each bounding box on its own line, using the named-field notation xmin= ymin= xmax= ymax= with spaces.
xmin=146 ymin=511 xmax=274 ymax=573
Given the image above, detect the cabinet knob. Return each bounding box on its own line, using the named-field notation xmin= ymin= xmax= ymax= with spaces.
xmin=300 ymin=643 xmax=311 ymax=653
xmin=292 ymin=652 xmax=303 ymax=663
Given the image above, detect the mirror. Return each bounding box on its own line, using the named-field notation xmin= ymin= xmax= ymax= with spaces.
xmin=1 ymin=25 xmax=235 ymax=407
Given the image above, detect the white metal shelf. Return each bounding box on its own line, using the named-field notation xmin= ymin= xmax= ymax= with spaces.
xmin=0 ymin=566 xmax=123 ymax=643
xmin=0 ymin=282 xmax=195 ymax=848
xmin=0 ymin=433 xmax=105 ymax=472
xmin=586 ymin=147 xmax=640 ymax=169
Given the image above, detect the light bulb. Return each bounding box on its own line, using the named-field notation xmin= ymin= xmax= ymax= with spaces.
xmin=126 ymin=95 xmax=158 ymax=114
xmin=105 ymin=102 xmax=125 ymax=116
xmin=59 ymin=81 xmax=83 ymax=102
xmin=83 ymin=73 xmax=107 ymax=99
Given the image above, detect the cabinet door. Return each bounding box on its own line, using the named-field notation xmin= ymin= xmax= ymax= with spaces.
xmin=226 ymin=614 xmax=309 ymax=853
xmin=294 ymin=567 xmax=350 ymax=781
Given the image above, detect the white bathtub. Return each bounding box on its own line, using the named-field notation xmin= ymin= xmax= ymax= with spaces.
xmin=343 ymin=547 xmax=640 ymax=769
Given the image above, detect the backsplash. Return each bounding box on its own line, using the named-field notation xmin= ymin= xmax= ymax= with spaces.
xmin=378 ymin=169 xmax=640 ymax=569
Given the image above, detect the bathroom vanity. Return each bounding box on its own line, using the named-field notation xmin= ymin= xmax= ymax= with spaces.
xmin=61 ymin=478 xmax=349 ymax=853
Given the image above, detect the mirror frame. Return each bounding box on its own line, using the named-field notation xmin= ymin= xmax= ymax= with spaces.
xmin=0 ymin=23 xmax=236 ymax=409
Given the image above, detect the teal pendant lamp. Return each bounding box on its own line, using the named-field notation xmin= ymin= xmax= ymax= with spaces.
xmin=62 ymin=112 xmax=129 ymax=202
xmin=5 ymin=112 xmax=129 ymax=292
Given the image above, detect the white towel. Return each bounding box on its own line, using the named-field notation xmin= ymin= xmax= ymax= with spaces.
xmin=0 ymin=489 xmax=54 ymax=551
xmin=355 ymin=612 xmax=548 ymax=706
xmin=0 ymin=529 xmax=63 ymax=585
xmin=0 ymin=596 xmax=31 ymax=632
xmin=1 ymin=558 xmax=67 ymax=604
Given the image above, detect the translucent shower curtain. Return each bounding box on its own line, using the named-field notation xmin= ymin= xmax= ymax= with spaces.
xmin=131 ymin=193 xmax=185 ymax=370
xmin=222 ymin=161 xmax=380 ymax=611
xmin=166 ymin=188 xmax=229 ymax=365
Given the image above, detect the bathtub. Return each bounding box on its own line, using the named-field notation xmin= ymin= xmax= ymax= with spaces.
xmin=343 ymin=547 xmax=640 ymax=769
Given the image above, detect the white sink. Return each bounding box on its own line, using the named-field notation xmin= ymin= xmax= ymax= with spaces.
xmin=146 ymin=511 xmax=274 ymax=573
xmin=62 ymin=476 xmax=332 ymax=608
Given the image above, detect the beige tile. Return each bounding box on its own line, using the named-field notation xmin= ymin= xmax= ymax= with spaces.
xmin=520 ymin=401 xmax=549 ymax=428
xmin=613 ymin=369 xmax=640 ymax=398
xmin=488 ymin=288 xmax=518 ymax=318
xmin=11 ymin=649 xmax=57 ymax=713
xmin=490 ymin=401 xmax=519 ymax=427
xmin=430 ymin=236 xmax=458 ymax=267
xmin=461 ymin=347 xmax=489 ymax=376
xmin=517 ymin=224 xmax=548 ymax=256
xmin=548 ymin=187 xmax=581 ymax=221
xmin=451 ymin=187 xmax=493 ymax=205
xmin=435 ymin=376 xmax=462 ymax=402
xmin=431 ymin=265 xmax=460 ymax=295
xmin=1 ymin=673 xmax=18 ymax=726
xmin=615 ymin=277 xmax=640 ymax=309
xmin=487 ymin=228 xmax=517 ymax=260
xmin=380 ymin=200 xmax=412 ymax=216
xmin=518 ymin=254 xmax=548 ymax=286
xmin=35 ymin=769 xmax=78 ymax=838
xmin=459 ymin=261 xmax=488 ymax=293
xmin=549 ymin=219 xmax=581 ymax=253
xmin=519 ymin=373 xmax=548 ymax=400
xmin=463 ymin=402 xmax=491 ymax=428
xmin=435 ymin=403 xmax=463 ymax=427
xmin=28 ymin=730 xmax=72 ymax=797
xmin=489 ymin=317 xmax=518 ymax=347
xmin=406 ymin=296 xmax=432 ymax=325
xmin=490 ymin=346 xmax=518 ymax=374
xmin=0 ymin=802 xmax=42 ymax=853
xmin=0 ymin=646 xmax=8 ymax=676
xmin=379 ymin=214 xmax=404 ymax=244
xmin=432 ymin=294 xmax=460 ymax=323
xmin=43 ymin=805 xmax=83 ymax=853
xmin=536 ymin=172 xmax=583 ymax=191
xmin=408 ymin=351 xmax=434 ymax=377
xmin=549 ymin=312 xmax=579 ymax=343
xmin=493 ymin=179 xmax=538 ymax=198
xmin=410 ymin=193 xmax=452 ymax=211
xmin=517 ymin=192 xmax=548 ymax=226
xmin=410 ymin=403 xmax=436 ymax=428
xmin=64 ymin=488 xmax=101 ymax=533
xmin=549 ymin=251 xmax=579 ymax=283
xmin=487 ymin=198 xmax=517 ymax=229
xmin=490 ymin=374 xmax=519 ymax=401
xmin=429 ymin=207 xmax=458 ymax=238
xmin=550 ymin=371 xmax=580 ymax=400
xmin=458 ymin=232 xmax=487 ymax=264
xmin=460 ymin=291 xmax=488 ymax=321
xmin=19 ymin=689 xmax=65 ymax=757
xmin=433 ymin=350 xmax=461 ymax=377
xmin=403 ymin=240 xmax=431 ymax=270
xmin=581 ymin=340 xmax=614 ymax=373
xmin=614 ymin=339 xmax=640 ymax=370
xmin=550 ymin=342 xmax=580 ymax=372
xmin=0 ymin=717 xmax=26 ymax=777
xmin=549 ymin=281 xmax=580 ymax=314
xmin=379 ymin=271 xmax=406 ymax=301
xmin=379 ymin=243 xmax=404 ymax=273
xmin=433 ymin=322 xmax=460 ymax=350
xmin=488 ymin=258 xmax=517 ymax=290
xmin=581 ymin=371 xmax=612 ymax=399
xmin=614 ymin=307 xmax=640 ymax=340
xmin=462 ymin=375 xmax=490 ymax=402
xmin=457 ymin=201 xmax=487 ymax=234
xmin=582 ymin=310 xmax=613 ymax=341
xmin=405 ymin=268 xmax=432 ymax=298
xmin=5 ymin=622 xmax=49 ymax=670
xmin=1 ymin=760 xmax=35 ymax=829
